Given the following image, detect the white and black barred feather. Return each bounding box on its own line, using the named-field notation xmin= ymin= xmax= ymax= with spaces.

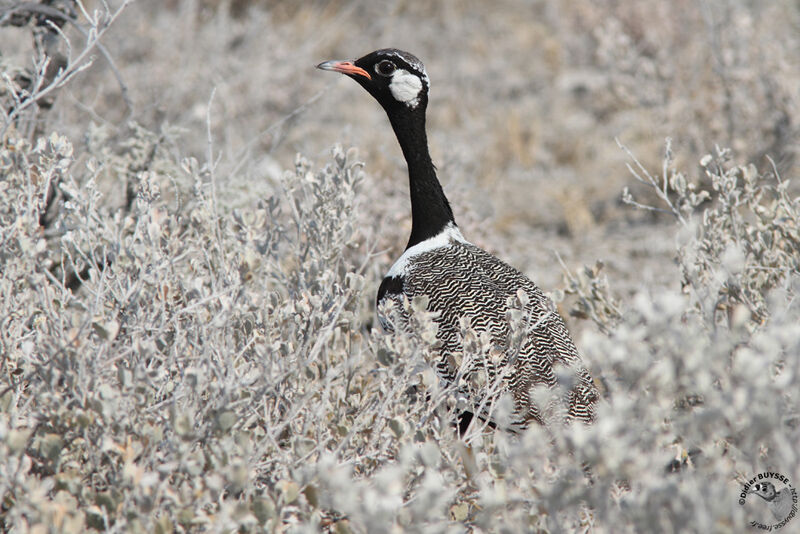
xmin=378 ymin=224 xmax=598 ymax=429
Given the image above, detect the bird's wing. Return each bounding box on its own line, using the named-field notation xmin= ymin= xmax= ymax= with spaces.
xmin=392 ymin=241 xmax=597 ymax=427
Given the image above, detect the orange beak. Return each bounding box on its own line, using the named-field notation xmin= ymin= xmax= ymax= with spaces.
xmin=316 ymin=60 xmax=371 ymax=80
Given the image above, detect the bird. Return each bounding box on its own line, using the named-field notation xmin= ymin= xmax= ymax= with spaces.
xmin=317 ymin=49 xmax=598 ymax=431
xmin=749 ymin=481 xmax=794 ymax=521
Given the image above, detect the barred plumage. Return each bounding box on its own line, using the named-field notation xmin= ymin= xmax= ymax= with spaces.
xmin=318 ymin=48 xmax=598 ymax=431
xmin=377 ymin=224 xmax=597 ymax=428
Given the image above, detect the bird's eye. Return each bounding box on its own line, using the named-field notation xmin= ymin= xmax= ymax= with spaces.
xmin=375 ymin=60 xmax=396 ymax=76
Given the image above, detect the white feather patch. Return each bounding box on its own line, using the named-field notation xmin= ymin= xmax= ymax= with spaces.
xmin=386 ymin=223 xmax=468 ymax=277
xmin=389 ymin=69 xmax=423 ymax=108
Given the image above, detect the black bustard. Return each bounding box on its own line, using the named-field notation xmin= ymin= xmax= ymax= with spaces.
xmin=318 ymin=49 xmax=598 ymax=431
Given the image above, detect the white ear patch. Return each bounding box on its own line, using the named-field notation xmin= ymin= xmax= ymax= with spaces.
xmin=389 ymin=69 xmax=423 ymax=108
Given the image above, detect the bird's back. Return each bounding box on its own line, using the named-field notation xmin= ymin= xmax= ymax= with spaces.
xmin=379 ymin=233 xmax=598 ymax=428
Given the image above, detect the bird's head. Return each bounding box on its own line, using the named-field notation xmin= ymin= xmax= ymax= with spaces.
xmin=317 ymin=48 xmax=430 ymax=113
xmin=749 ymin=482 xmax=777 ymax=501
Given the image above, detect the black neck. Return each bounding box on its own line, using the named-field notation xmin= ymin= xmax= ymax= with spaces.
xmin=386 ymin=107 xmax=456 ymax=249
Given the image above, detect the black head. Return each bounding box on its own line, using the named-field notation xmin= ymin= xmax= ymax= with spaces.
xmin=317 ymin=48 xmax=430 ymax=113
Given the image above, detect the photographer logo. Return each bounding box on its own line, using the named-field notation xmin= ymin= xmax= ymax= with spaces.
xmin=739 ymin=472 xmax=797 ymax=531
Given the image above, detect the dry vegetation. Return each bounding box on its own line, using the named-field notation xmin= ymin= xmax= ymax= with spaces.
xmin=1 ymin=0 xmax=799 ymax=532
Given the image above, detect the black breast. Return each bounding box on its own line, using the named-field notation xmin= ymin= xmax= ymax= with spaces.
xmin=377 ymin=275 xmax=404 ymax=306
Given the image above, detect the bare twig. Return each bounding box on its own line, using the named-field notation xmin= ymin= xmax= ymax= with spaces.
xmin=0 ymin=0 xmax=134 ymax=139
xmin=617 ymin=137 xmax=686 ymax=225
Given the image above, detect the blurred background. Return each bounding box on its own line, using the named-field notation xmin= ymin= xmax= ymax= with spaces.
xmin=2 ymin=0 xmax=798 ymax=307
